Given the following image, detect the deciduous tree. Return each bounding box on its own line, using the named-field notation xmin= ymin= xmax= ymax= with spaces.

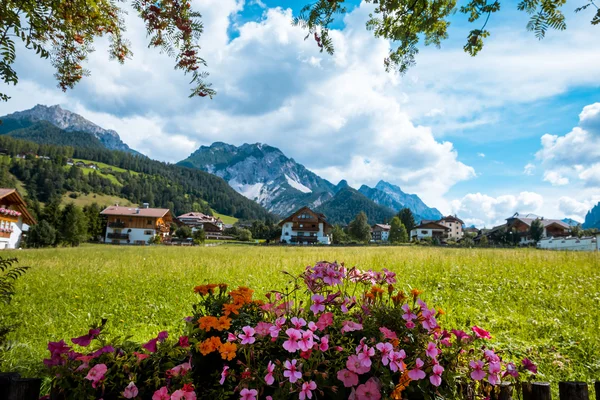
xmin=529 ymin=218 xmax=544 ymax=243
xmin=349 ymin=211 xmax=371 ymax=243
xmin=388 ymin=216 xmax=408 ymax=243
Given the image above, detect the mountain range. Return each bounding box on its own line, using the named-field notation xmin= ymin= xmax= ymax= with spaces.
xmin=178 ymin=142 xmax=443 ymax=223
xmin=0 ymin=104 xmax=139 ymax=155
xmin=583 ymin=203 xmax=600 ymax=229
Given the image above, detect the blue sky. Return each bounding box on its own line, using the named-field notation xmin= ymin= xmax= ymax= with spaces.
xmin=1 ymin=0 xmax=599 ymax=227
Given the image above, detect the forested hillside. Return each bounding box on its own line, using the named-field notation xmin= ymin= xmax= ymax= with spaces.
xmin=6 ymin=121 xmax=105 ymax=149
xmin=316 ymin=187 xmax=396 ymax=225
xmin=0 ymin=136 xmax=275 ymax=222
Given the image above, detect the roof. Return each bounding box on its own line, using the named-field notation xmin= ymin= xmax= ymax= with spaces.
xmin=439 ymin=215 xmax=464 ymax=225
xmin=0 ymin=188 xmax=36 ymax=225
xmin=372 ymin=224 xmax=391 ymax=231
xmin=507 ymin=217 xmax=570 ymax=230
xmin=413 ymin=221 xmax=451 ymax=231
xmin=101 ymin=206 xmax=171 ymax=218
xmin=278 ymin=206 xmax=331 ymax=228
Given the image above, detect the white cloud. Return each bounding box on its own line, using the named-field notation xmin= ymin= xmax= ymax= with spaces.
xmin=477 ymin=153 xmax=485 ymax=158
xmin=523 ymin=163 xmax=535 ymax=175
xmin=536 ymin=102 xmax=600 ymax=187
xmin=451 ymin=191 xmax=544 ymax=228
xmin=558 ymin=196 xmax=600 ymax=221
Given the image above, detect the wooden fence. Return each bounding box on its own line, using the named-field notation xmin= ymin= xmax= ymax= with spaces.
xmin=1 ymin=374 xmax=599 ymax=400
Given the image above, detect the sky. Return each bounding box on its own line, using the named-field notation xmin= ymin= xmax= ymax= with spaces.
xmin=1 ymin=0 xmax=599 ymax=227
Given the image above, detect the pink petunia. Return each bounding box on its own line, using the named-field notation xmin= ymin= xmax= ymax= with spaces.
xmin=265 ymin=361 xmax=275 ymax=385
xmin=407 ymin=358 xmax=426 ymax=380
xmin=451 ymin=329 xmax=470 ymax=342
xmin=298 ymin=330 xmax=314 ymax=352
xmin=123 ymin=382 xmax=139 ymax=399
xmin=269 ymin=317 xmax=286 ymax=338
xmin=337 ymin=368 xmax=359 ymax=387
xmin=316 ymin=312 xmax=334 ymax=330
xmin=346 ymin=354 xmax=370 ymax=374
xmin=472 ymin=326 xmax=492 ymax=339
xmin=220 ymin=366 xmax=229 ymax=385
xmin=379 ymin=327 xmax=397 ymax=340
xmin=430 ymin=363 xmax=444 ymax=387
xmin=405 ymin=321 xmax=415 ymax=329
xmin=401 ymin=304 xmax=417 ymax=322
xmin=152 ymin=386 xmax=170 ymax=400
xmin=291 ymin=317 xmax=307 ymax=329
xmin=319 ymin=335 xmax=329 ymax=351
xmin=167 ymin=362 xmax=191 ymax=378
xmin=283 ymin=359 xmax=302 ymax=383
xmin=283 ymin=328 xmax=302 ymax=352
xmin=375 ymin=342 xmax=393 ymax=366
xmin=355 ymin=378 xmax=381 ymax=400
xmin=239 ymin=326 xmax=256 ymax=345
xmin=239 ymin=388 xmax=258 ymax=400
xmin=484 ymin=349 xmax=500 ymax=362
xmin=421 ymin=308 xmax=438 ymax=331
xmin=341 ymin=321 xmax=363 ymax=334
xmin=171 ymin=386 xmax=196 ymax=400
xmin=142 ymin=338 xmax=158 ymax=353
xmin=71 ymin=328 xmax=101 ymax=347
xmin=504 ymin=362 xmax=519 ymax=378
xmin=388 ymin=350 xmax=406 ymax=373
xmin=425 ymin=342 xmax=439 ymax=359
xmin=310 ymin=294 xmax=326 ymax=315
xmin=178 ymin=336 xmax=190 ymax=348
xmin=157 ymin=331 xmax=168 ymax=342
xmin=356 ymin=343 xmax=375 ymax=368
xmin=522 ymin=358 xmax=538 ymax=374
xmin=255 ymin=322 xmax=273 ymax=337
xmin=299 ymin=380 xmax=317 ymax=400
xmin=469 ymin=360 xmax=487 ymax=381
xmin=85 ymin=363 xmax=107 ymax=388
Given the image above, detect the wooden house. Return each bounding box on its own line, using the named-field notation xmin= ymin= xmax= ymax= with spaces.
xmin=101 ymin=205 xmax=172 ymax=245
xmin=279 ymin=207 xmax=332 ymax=245
xmin=0 ymin=189 xmax=36 ymax=249
xmin=437 ymin=215 xmax=465 ymax=240
xmin=371 ymin=224 xmax=391 ymax=242
xmin=410 ymin=221 xmax=451 ymax=241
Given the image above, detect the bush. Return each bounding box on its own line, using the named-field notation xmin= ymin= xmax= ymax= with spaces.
xmin=44 ymin=262 xmax=537 ymax=399
xmin=0 ymin=258 xmax=28 ymax=367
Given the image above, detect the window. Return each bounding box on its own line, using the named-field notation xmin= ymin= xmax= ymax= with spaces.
xmin=298 ymin=232 xmax=304 ymax=236
xmin=144 ymin=230 xmax=154 ymax=235
xmin=147 ymin=219 xmax=153 ymax=225
xmin=421 ymin=230 xmax=428 ymax=234
xmin=285 ymin=232 xmax=289 ymax=236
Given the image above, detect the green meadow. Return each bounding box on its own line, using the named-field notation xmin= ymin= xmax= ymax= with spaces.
xmin=2 ymin=245 xmax=599 ymax=390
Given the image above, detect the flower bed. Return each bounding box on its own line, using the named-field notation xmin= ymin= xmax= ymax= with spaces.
xmin=0 ymin=207 xmax=21 ymax=218
xmin=44 ymin=262 xmax=537 ymax=399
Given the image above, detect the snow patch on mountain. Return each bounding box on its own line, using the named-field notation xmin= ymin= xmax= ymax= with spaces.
xmin=285 ymin=174 xmax=312 ymax=193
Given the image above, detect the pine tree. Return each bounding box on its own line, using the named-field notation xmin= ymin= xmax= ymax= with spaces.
xmin=389 ymin=217 xmax=408 ymax=243
xmin=83 ymin=203 xmax=104 ymax=242
xmin=398 ymin=208 xmax=416 ymax=235
xmin=26 ymin=220 xmax=56 ymax=248
xmin=59 ymin=203 xmax=88 ymax=246
xmin=349 ymin=212 xmax=371 ymax=243
xmin=529 ymin=219 xmax=544 ymax=243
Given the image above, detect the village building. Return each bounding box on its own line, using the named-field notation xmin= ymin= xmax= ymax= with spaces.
xmin=504 ymin=214 xmax=571 ymax=245
xmin=410 ymin=221 xmax=451 ymax=241
xmin=279 ymin=207 xmax=332 ymax=245
xmin=177 ymin=212 xmax=224 ymax=239
xmin=437 ymin=215 xmax=465 ymax=240
xmin=0 ymin=188 xmax=36 ymax=249
xmin=371 ymin=224 xmax=391 ymax=242
xmin=101 ymin=204 xmax=172 ymax=245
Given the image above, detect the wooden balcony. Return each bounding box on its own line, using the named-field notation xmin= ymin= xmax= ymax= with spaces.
xmin=108 ymin=221 xmax=126 ymax=228
xmin=107 ymin=232 xmax=129 ymax=240
xmin=292 ymin=224 xmax=319 ymax=232
xmin=291 ymin=236 xmax=319 ymax=243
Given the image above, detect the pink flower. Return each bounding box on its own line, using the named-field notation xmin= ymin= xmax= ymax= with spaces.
xmin=341 ymin=321 xmax=363 ymax=334
xmin=355 ymin=378 xmax=381 ymax=400
xmin=405 ymin=321 xmax=415 ymax=329
xmin=356 ymin=343 xmax=375 ymax=368
xmin=283 ymin=359 xmax=302 ymax=383
xmin=407 ymin=358 xmax=426 ymax=380
xmin=152 ymin=386 xmax=170 ymax=400
xmin=401 ymin=304 xmax=417 ymax=322
xmin=341 ymin=296 xmax=356 ymax=313
xmin=388 ymin=350 xmax=406 ymax=372
xmin=379 ymin=327 xmax=397 ymax=340
xmin=430 ymin=363 xmax=444 ymax=387
xmin=375 ymin=342 xmax=393 ymax=366
xmin=228 ymin=332 xmax=237 ymax=342
xmin=346 ymin=354 xmax=370 ymax=374
xmin=472 ymin=326 xmax=492 ymax=339
xmin=484 ymin=349 xmax=500 ymax=362
xmin=310 ymin=294 xmax=326 ymax=315
xmin=85 ymin=363 xmax=107 ymax=388
xmin=265 ymin=361 xmax=275 ymax=385
xmin=299 ymin=380 xmax=317 ymax=400
xmin=337 ymin=368 xmax=359 ymax=387
xmin=470 ymin=360 xmax=487 ymax=381
xmin=71 ymin=328 xmax=101 ymax=347
xmin=220 ymin=366 xmax=229 ymax=385
xmin=421 ymin=308 xmax=438 ymax=331
xmin=316 ymin=312 xmax=333 ymax=330
xmin=179 ymin=336 xmax=190 ymax=348
xmin=522 ymin=358 xmax=538 ymax=374
xmin=426 ymin=342 xmax=439 ymax=359
xmin=255 ymin=322 xmax=272 ymax=337
xmin=488 ymin=362 xmax=501 ymax=385
xmin=382 ymin=268 xmax=397 ymax=284
xmin=171 ymin=386 xmax=196 ymax=400
xmin=123 ymin=382 xmax=139 ymax=398
xmin=157 ymin=331 xmax=168 ymax=342
xmin=319 ymin=335 xmax=329 ymax=351
xmin=269 ymin=317 xmax=286 ymax=338
xmin=167 ymin=362 xmax=191 ymax=377
xmin=504 ymin=362 xmax=519 ymax=378
xmin=291 ymin=317 xmax=307 ymax=329
xmin=142 ymin=338 xmax=158 ymax=353
xmin=283 ymin=328 xmax=302 ymax=352
xmin=298 ymin=330 xmax=314 ymax=352
xmin=452 ymin=329 xmax=470 ymax=342
xmin=239 ymin=326 xmax=256 ymax=345
xmin=239 ymin=388 xmax=258 ymax=400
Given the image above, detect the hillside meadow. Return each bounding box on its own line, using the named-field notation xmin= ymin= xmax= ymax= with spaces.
xmin=1 ymin=245 xmax=599 ymax=391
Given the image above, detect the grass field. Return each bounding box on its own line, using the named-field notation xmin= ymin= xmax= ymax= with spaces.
xmin=2 ymin=245 xmax=599 ymax=391
xmin=211 ymin=209 xmax=239 ymax=225
xmin=61 ymin=192 xmax=135 ymax=208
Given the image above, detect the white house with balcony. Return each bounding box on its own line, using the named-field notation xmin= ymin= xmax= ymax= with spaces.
xmin=0 ymin=189 xmax=36 ymax=249
xmin=410 ymin=221 xmax=451 ymax=241
xmin=279 ymin=207 xmax=332 ymax=245
xmin=101 ymin=204 xmax=172 ymax=245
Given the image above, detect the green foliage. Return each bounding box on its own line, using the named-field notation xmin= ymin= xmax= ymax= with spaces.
xmin=331 ymin=224 xmax=349 ymax=244
xmin=571 ymin=224 xmax=583 ymax=238
xmin=479 ymin=234 xmax=489 ymax=246
xmin=193 ymin=228 xmax=206 ymax=245
xmin=59 ymin=203 xmax=88 ymax=246
xmin=529 ymin=218 xmax=545 ymax=243
xmin=316 ymin=187 xmax=395 ymax=225
xmin=237 ymin=228 xmax=252 ymax=242
xmin=176 ymin=226 xmax=192 ymax=239
xmin=398 ymin=208 xmax=416 ymax=235
xmin=26 ymin=220 xmax=57 ymax=248
xmin=1 ymin=0 xmax=213 ymax=102
xmin=6 ymin=121 xmax=105 ymax=149
xmin=389 ymin=216 xmax=408 ymax=243
xmin=0 ymin=257 xmax=27 ymax=365
xmin=348 ymin=211 xmax=371 ymax=243
xmin=83 ymin=203 xmax=105 ymax=242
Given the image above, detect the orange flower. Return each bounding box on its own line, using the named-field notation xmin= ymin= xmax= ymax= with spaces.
xmin=388 ymin=284 xmax=395 ymax=295
xmin=194 ymin=285 xmax=210 ymax=295
xmin=218 ymin=283 xmax=228 ymax=293
xmin=229 ymin=287 xmax=254 ymax=305
xmin=206 ymin=284 xmax=218 ymax=294
xmin=223 ymin=303 xmax=241 ymax=317
xmin=391 ymin=373 xmax=412 ymax=399
xmin=197 ymin=336 xmax=221 ymax=355
xmin=392 ymin=291 xmax=408 ymax=306
xmin=370 ymin=286 xmax=384 ymax=298
xmin=437 ymin=308 xmax=445 ymax=315
xmin=219 ymin=342 xmax=237 ymax=361
xmin=410 ymin=288 xmax=423 ymax=298
xmin=215 ymin=316 xmax=231 ymax=331
xmin=198 ymin=316 xmax=218 ymax=331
